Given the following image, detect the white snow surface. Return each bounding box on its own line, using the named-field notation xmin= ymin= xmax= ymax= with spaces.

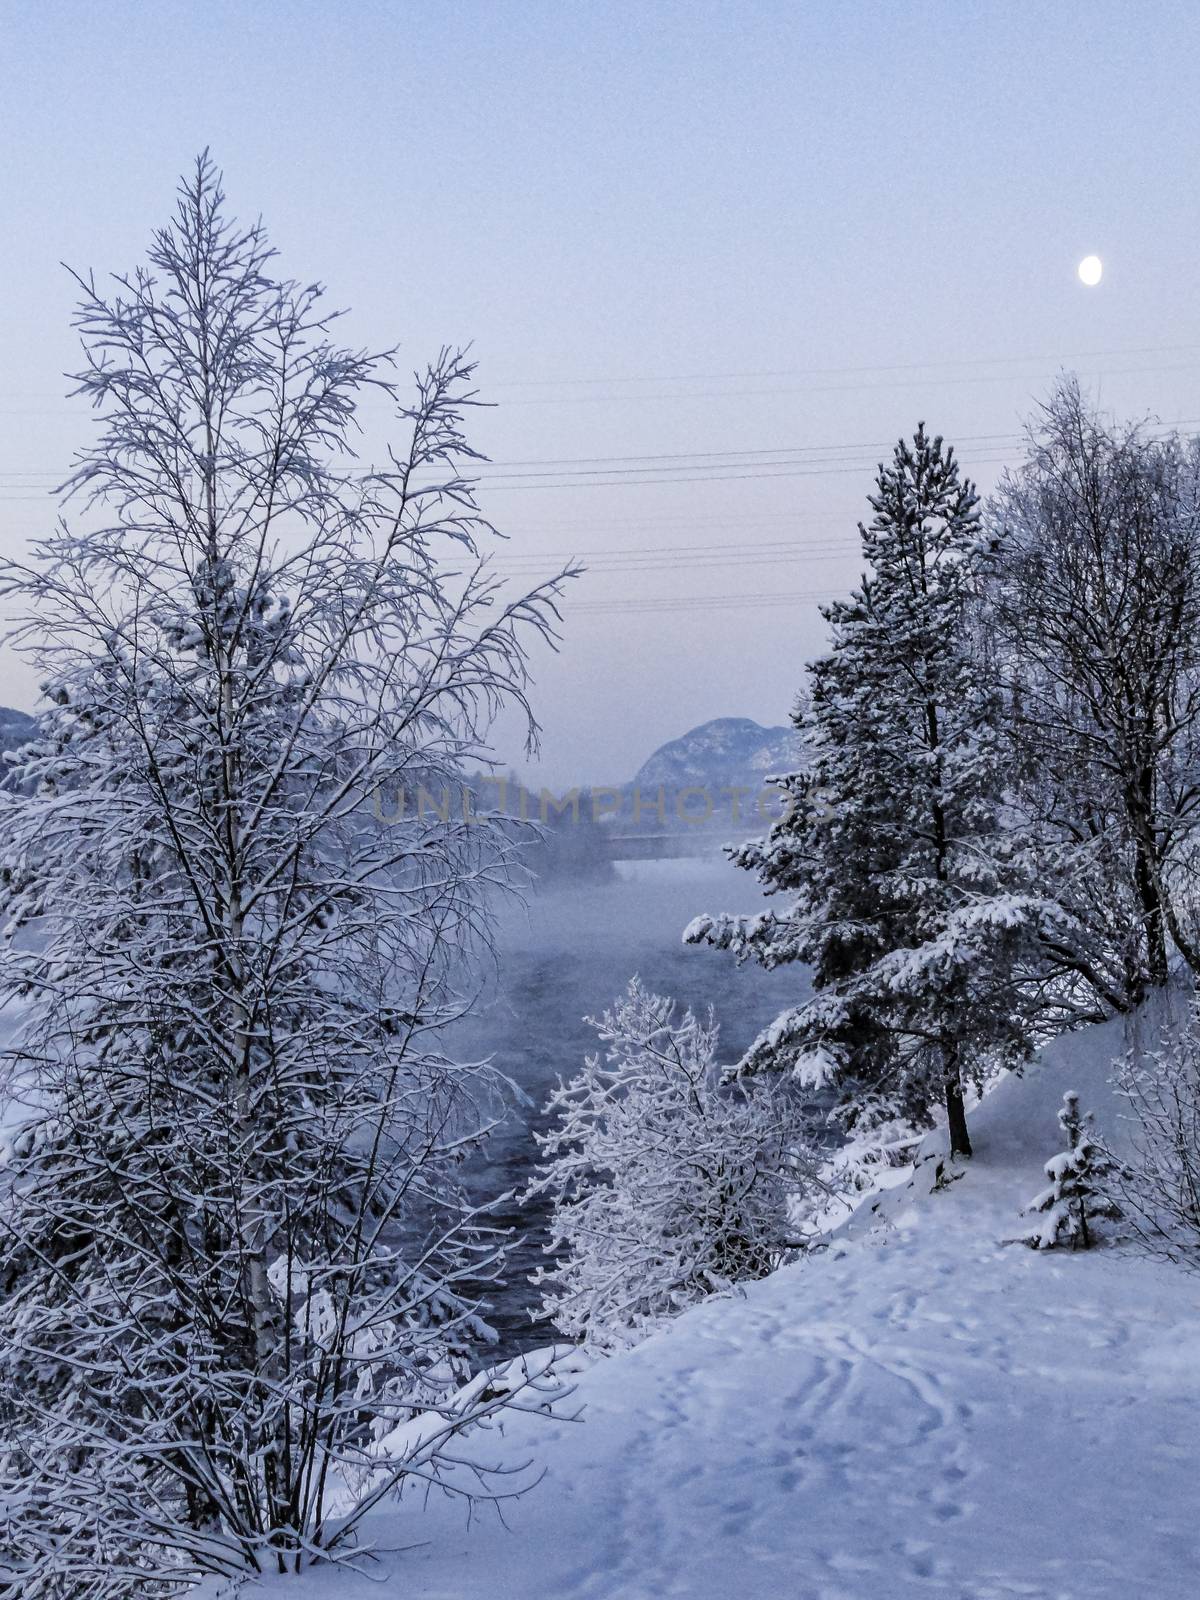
xmin=218 ymin=1007 xmax=1200 ymax=1600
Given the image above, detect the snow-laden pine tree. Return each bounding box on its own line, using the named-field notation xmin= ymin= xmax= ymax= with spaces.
xmin=688 ymin=426 xmax=1039 ymax=1157
xmin=0 ymin=156 xmax=570 ymax=1597
xmin=524 ymin=978 xmax=819 ymax=1351
xmin=1021 ymin=1092 xmax=1120 ymax=1250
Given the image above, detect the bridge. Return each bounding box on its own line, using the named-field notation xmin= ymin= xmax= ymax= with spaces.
xmin=606 ymin=830 xmax=735 ymax=862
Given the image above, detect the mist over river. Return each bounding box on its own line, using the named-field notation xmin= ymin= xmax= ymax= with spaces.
xmin=456 ymin=858 xmax=812 ymax=1352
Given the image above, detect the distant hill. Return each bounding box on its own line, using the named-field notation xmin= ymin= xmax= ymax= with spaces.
xmin=596 ymin=717 xmax=807 ymax=854
xmin=631 ymin=716 xmax=803 ymax=792
xmin=0 ymin=706 xmax=35 ymax=757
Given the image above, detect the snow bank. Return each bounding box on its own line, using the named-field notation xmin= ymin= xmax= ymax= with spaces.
xmin=213 ymin=1000 xmax=1200 ymax=1599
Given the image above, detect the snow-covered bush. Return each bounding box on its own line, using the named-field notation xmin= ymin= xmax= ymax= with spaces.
xmin=525 ymin=978 xmax=821 ymax=1351
xmin=1021 ymin=1091 xmax=1120 ymax=1250
xmin=1114 ymin=1019 xmax=1200 ymax=1266
xmin=814 ymin=1108 xmax=927 ymax=1212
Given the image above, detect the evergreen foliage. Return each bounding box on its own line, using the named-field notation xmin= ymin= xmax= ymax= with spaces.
xmin=1021 ymin=1092 xmax=1121 ymax=1250
xmin=688 ymin=425 xmax=1038 ymax=1156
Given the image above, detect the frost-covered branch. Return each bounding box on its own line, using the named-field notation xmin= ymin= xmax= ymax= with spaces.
xmin=0 ymin=153 xmax=574 ymax=1597
xmin=524 ymin=978 xmax=826 ymax=1352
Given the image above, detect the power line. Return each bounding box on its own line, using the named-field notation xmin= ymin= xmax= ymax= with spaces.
xmin=2 ymin=416 xmax=1197 ymax=489
xmin=494 ymin=535 xmax=855 ymax=563
xmin=0 ymin=433 xmax=1025 ymax=480
xmin=565 ymin=588 xmax=845 ymax=616
xmin=420 ymin=429 xmax=1028 ymax=472
xmin=472 ymin=415 xmax=1200 ymax=488
xmin=463 ymin=448 xmax=1012 ymax=484
xmin=482 ymin=341 xmax=1200 ymax=390
xmin=492 ymin=538 xmax=861 ymax=576
xmin=499 ymin=551 xmax=860 ymax=579
xmin=3 ymin=339 xmax=1199 ymax=403
xmin=0 ymin=420 xmax=1195 ymax=522
xmin=467 ymin=449 xmax=1024 ymax=493
xmin=2 ymin=346 xmax=1200 ymax=421
xmin=0 ymin=448 xmax=1019 ymax=499
xmin=488 ymin=359 xmax=1200 ymax=409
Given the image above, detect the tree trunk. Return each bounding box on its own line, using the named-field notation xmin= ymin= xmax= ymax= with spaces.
xmin=924 ymin=696 xmax=973 ymax=1160
xmin=1132 ymin=836 xmax=1169 ymax=988
xmin=944 ymin=1061 xmax=972 ymax=1159
xmin=1129 ymin=765 xmax=1169 ymax=987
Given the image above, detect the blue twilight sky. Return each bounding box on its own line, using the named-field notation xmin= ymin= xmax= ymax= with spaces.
xmin=1 ymin=0 xmax=1198 ymax=783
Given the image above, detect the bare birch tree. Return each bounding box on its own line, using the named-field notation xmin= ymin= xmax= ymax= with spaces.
xmin=988 ymin=380 xmax=1200 ymax=1009
xmin=0 ymin=154 xmax=571 ymax=1596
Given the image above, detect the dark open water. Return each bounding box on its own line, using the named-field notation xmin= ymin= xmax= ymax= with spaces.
xmin=455 ymin=858 xmax=812 ymax=1352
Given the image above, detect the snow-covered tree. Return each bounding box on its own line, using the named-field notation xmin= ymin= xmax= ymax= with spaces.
xmin=1021 ymin=1091 xmax=1120 ymax=1250
xmin=524 ymin=978 xmax=820 ymax=1352
xmin=988 ymin=381 xmax=1200 ymax=1010
xmin=1112 ymin=1009 xmax=1200 ymax=1266
xmin=688 ymin=425 xmax=1038 ymax=1157
xmin=0 ymin=156 xmax=571 ymax=1596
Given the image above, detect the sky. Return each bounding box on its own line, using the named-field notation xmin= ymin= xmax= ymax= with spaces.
xmin=1 ymin=0 xmax=1198 ymax=784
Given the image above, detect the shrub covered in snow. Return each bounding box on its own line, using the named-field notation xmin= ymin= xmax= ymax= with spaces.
xmin=1115 ymin=1015 xmax=1200 ymax=1266
xmin=525 ymin=978 xmax=822 ymax=1351
xmin=1021 ymin=1091 xmax=1120 ymax=1250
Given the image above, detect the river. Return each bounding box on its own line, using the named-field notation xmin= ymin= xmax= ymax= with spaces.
xmin=457 ymin=857 xmax=812 ymax=1352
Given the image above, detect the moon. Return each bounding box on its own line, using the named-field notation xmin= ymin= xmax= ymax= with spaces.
xmin=1078 ymin=254 xmax=1103 ymax=287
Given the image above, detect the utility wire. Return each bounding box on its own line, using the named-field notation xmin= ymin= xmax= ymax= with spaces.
xmin=1 ymin=417 xmax=1196 ymax=487
xmin=2 ymin=339 xmax=1198 ymax=402
xmin=566 ymin=588 xmax=845 ymax=615
xmin=493 ymin=536 xmax=855 ymax=565
xmin=1 ymin=347 xmax=1199 ymax=421
xmin=0 ymin=450 xmax=1020 ymax=500
xmin=482 ymin=341 xmax=1200 ymax=389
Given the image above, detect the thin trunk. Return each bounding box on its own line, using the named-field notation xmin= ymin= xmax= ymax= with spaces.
xmin=1076 ymin=1193 xmax=1091 ymax=1250
xmin=1130 ymin=772 xmax=1169 ymax=987
xmin=927 ymin=696 xmax=972 ymax=1160
xmin=943 ymin=1051 xmax=972 ymax=1159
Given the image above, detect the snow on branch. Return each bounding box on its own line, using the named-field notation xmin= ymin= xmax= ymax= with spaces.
xmin=0 ymin=154 xmax=575 ymax=1596
xmin=523 ymin=978 xmax=828 ymax=1352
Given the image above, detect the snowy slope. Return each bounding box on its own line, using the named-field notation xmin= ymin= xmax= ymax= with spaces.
xmin=218 ymin=1003 xmax=1200 ymax=1600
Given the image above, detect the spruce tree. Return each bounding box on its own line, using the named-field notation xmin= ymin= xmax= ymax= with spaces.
xmin=689 ymin=425 xmax=1037 ymax=1157
xmin=1021 ymin=1092 xmax=1121 ymax=1250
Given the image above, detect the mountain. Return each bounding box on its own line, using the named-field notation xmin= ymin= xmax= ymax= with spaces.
xmin=0 ymin=706 xmax=35 ymax=757
xmin=631 ymin=716 xmax=803 ymax=792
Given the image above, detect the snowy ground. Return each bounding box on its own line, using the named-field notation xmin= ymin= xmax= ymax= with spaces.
xmin=222 ymin=1008 xmax=1200 ymax=1600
